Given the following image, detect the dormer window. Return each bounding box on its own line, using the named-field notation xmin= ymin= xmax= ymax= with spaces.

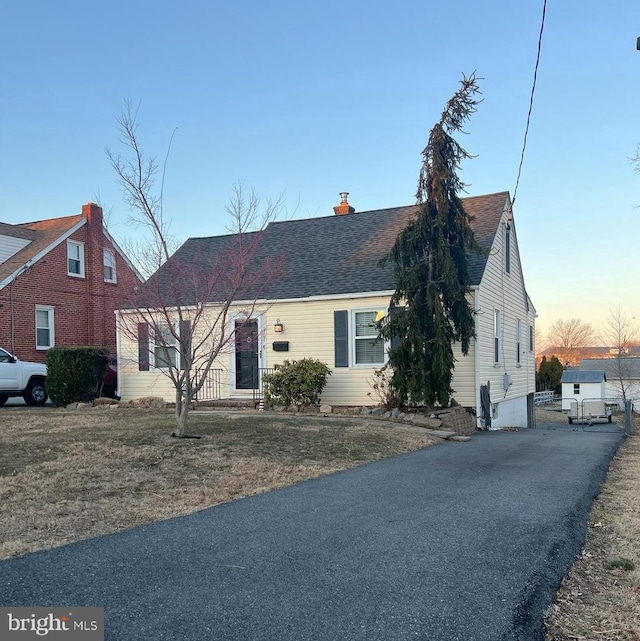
xmin=67 ymin=240 xmax=85 ymax=277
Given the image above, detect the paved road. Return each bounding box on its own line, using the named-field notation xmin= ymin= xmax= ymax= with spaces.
xmin=0 ymin=422 xmax=623 ymax=640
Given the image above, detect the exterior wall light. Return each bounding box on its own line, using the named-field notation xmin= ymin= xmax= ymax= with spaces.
xmin=274 ymin=319 xmax=284 ymax=333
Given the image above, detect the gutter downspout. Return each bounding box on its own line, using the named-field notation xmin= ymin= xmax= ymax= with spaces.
xmin=9 ymin=279 xmax=15 ymax=354
xmin=115 ymin=310 xmax=122 ymax=399
xmin=474 ymin=288 xmax=481 ymax=429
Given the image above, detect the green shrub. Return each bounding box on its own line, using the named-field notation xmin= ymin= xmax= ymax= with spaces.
xmin=46 ymin=347 xmax=109 ymax=407
xmin=263 ymin=358 xmax=331 ymax=407
xmin=604 ymin=557 xmax=635 ymax=572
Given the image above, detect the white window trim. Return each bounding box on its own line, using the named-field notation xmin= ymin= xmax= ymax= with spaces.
xmin=493 ymin=309 xmax=502 ymax=365
xmin=67 ymin=240 xmax=85 ymax=278
xmin=350 ymin=308 xmax=388 ymax=368
xmin=103 ymin=249 xmax=117 ymax=283
xmin=151 ymin=322 xmax=180 ymax=370
xmin=529 ymin=325 xmax=534 ymax=352
xmin=35 ymin=305 xmax=55 ymax=350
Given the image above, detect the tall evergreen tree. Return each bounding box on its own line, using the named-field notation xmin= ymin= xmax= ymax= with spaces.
xmin=381 ymin=73 xmax=481 ymax=407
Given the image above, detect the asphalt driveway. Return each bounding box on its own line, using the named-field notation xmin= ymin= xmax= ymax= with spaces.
xmin=0 ymin=421 xmax=623 ymax=640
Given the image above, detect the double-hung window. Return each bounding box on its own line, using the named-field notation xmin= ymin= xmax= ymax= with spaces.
xmin=67 ymin=240 xmax=85 ymax=277
xmin=353 ymin=310 xmax=385 ymax=365
xmin=154 ymin=323 xmax=179 ymax=369
xmin=529 ymin=325 xmax=534 ymax=352
xmin=494 ymin=309 xmax=502 ymax=364
xmin=35 ymin=306 xmax=54 ymax=350
xmin=103 ymin=249 xmax=117 ymax=283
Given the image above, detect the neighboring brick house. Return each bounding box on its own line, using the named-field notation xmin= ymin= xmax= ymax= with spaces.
xmin=0 ymin=203 xmax=141 ymax=363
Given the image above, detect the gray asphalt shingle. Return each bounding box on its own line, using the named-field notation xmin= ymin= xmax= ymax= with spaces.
xmin=136 ymin=192 xmax=509 ymax=306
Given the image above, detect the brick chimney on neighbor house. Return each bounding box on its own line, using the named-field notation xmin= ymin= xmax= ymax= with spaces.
xmin=333 ymin=192 xmax=355 ymax=216
xmin=81 ymin=202 xmax=106 ymax=346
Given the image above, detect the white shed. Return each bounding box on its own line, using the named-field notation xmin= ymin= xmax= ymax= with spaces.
xmin=561 ymin=370 xmax=609 ymax=424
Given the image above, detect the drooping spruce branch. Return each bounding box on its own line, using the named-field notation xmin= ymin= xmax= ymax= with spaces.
xmin=381 ymin=73 xmax=482 ymax=407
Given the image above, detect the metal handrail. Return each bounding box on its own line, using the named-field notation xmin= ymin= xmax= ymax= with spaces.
xmin=194 ymin=368 xmax=223 ymax=401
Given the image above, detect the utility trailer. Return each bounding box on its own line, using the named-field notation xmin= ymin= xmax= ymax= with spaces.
xmin=563 ymin=398 xmax=614 ymax=425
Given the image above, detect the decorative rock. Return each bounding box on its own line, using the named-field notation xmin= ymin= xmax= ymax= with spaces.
xmin=302 ymin=405 xmax=320 ymax=414
xmin=320 ymin=404 xmax=332 ymax=414
xmin=65 ymin=402 xmax=79 ymax=410
xmin=450 ymin=435 xmax=472 ymax=442
xmin=371 ymin=407 xmax=386 ymax=416
xmin=403 ymin=414 xmax=416 ymax=423
xmin=390 ymin=408 xmax=400 ymax=419
xmin=413 ymin=415 xmax=444 ymax=429
xmin=384 ymin=411 xmax=392 ymax=419
xmin=360 ymin=407 xmax=372 ymax=415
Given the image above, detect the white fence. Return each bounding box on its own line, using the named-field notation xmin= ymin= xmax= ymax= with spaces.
xmin=534 ymin=391 xmax=556 ymax=405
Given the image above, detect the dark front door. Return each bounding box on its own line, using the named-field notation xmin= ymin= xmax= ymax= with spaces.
xmin=235 ymin=319 xmax=259 ymax=389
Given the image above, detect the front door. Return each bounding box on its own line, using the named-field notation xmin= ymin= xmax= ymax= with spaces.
xmin=235 ymin=319 xmax=259 ymax=390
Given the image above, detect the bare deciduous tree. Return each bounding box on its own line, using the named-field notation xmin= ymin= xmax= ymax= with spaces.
xmin=107 ymin=103 xmax=284 ymax=437
xmin=547 ymin=318 xmax=596 ymax=367
xmin=600 ymin=306 xmax=640 ymax=404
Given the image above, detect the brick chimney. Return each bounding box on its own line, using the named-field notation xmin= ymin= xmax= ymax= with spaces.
xmin=333 ymin=192 xmax=355 ymax=216
xmin=81 ymin=202 xmax=105 ymax=346
xmin=82 ymin=202 xmax=103 ymax=227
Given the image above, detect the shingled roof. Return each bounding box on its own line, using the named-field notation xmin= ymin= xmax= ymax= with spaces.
xmin=0 ymin=215 xmax=85 ymax=288
xmin=581 ymin=358 xmax=640 ymax=379
xmin=138 ymin=191 xmax=509 ymax=306
xmin=561 ymin=370 xmax=607 ymax=384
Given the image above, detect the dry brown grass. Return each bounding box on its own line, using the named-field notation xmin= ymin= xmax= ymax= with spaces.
xmin=0 ymin=408 xmax=438 ymax=560
xmin=544 ymin=431 xmax=640 ymax=640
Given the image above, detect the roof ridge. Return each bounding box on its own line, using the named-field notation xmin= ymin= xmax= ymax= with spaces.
xmin=19 ymin=213 xmax=85 ymax=228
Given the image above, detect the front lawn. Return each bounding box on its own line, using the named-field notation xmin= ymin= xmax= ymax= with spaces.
xmin=0 ymin=408 xmax=437 ymax=559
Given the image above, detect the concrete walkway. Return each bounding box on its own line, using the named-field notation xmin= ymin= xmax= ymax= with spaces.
xmin=0 ymin=422 xmax=623 ymax=640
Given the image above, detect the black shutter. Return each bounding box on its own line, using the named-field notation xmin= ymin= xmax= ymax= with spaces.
xmin=179 ymin=319 xmax=191 ymax=371
xmin=334 ymin=310 xmax=349 ymax=368
xmin=389 ymin=306 xmax=402 ymax=352
xmin=138 ymin=323 xmax=149 ymax=371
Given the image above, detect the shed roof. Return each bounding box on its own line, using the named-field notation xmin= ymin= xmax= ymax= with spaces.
xmin=561 ymin=370 xmax=607 ymax=384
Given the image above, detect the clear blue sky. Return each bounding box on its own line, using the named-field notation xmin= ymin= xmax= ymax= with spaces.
xmin=1 ymin=0 xmax=639 ymax=341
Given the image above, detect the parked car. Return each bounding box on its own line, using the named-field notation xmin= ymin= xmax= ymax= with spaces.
xmin=0 ymin=347 xmax=48 ymax=406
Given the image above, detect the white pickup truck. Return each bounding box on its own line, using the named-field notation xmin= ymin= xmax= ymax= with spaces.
xmin=0 ymin=347 xmax=48 ymax=406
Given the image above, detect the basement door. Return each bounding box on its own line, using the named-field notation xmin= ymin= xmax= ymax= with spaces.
xmin=234 ymin=319 xmax=259 ymax=390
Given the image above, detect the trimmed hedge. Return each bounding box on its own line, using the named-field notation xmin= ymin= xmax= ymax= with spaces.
xmin=46 ymin=347 xmax=109 ymax=407
xmin=263 ymin=358 xmax=331 ymax=408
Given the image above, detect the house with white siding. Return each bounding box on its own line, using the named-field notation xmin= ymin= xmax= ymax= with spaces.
xmin=116 ymin=191 xmax=537 ymax=428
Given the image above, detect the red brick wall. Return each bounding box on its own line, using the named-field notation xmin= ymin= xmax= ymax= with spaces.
xmin=0 ymin=205 xmax=140 ymax=363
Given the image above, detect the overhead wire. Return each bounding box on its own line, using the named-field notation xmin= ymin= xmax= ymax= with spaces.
xmin=512 ymin=0 xmax=547 ymax=207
